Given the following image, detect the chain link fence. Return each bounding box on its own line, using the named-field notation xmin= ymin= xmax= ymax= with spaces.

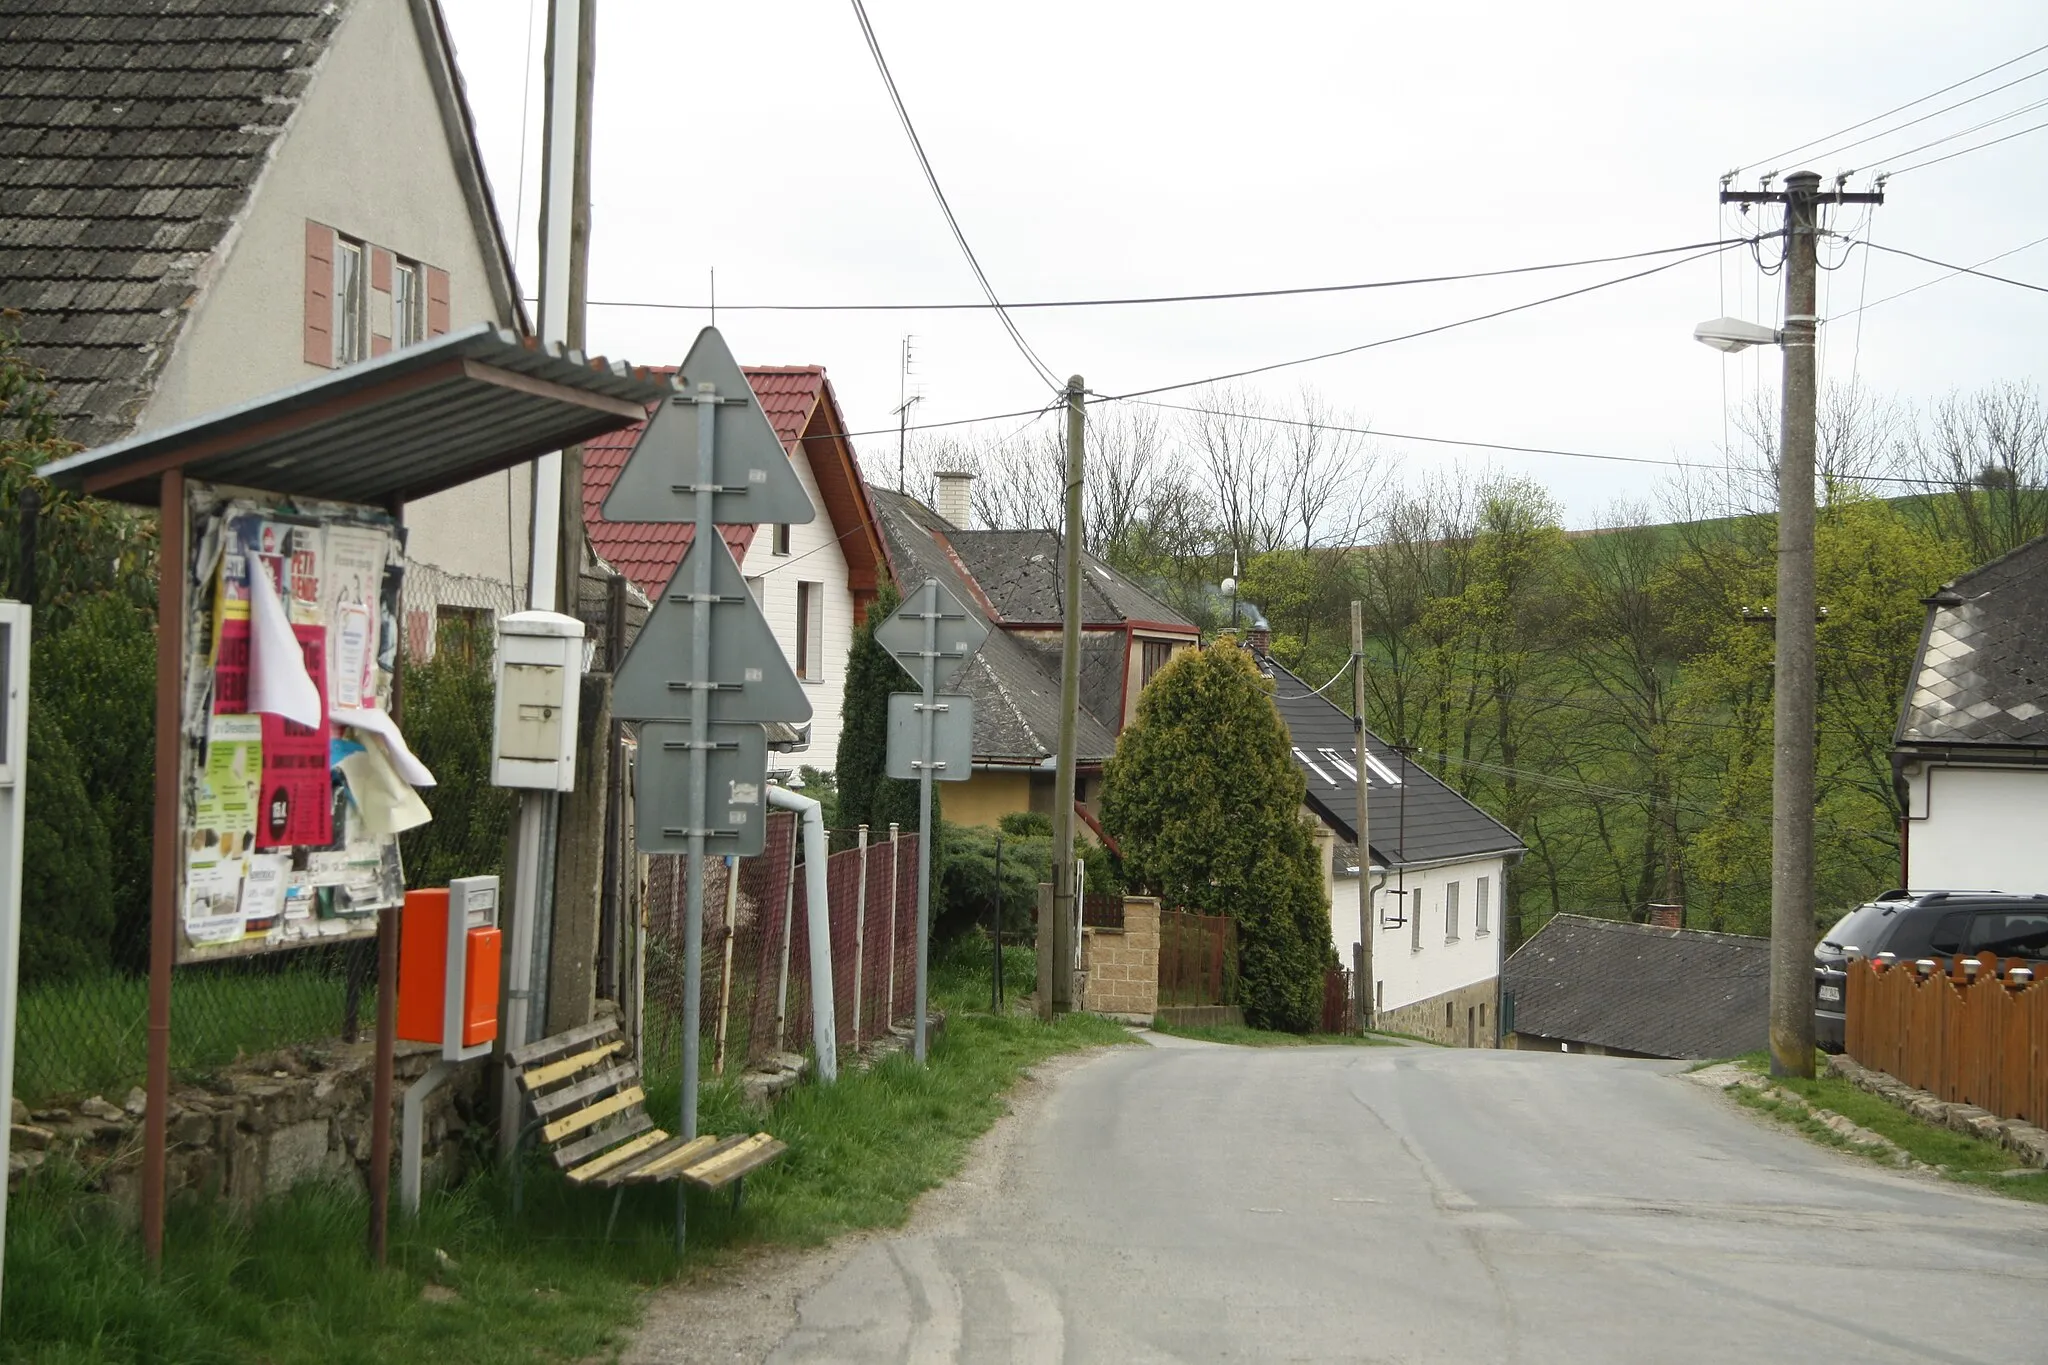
xmin=641 ymin=811 xmax=923 ymax=1081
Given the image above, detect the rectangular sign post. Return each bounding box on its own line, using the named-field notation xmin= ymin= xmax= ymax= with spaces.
xmin=603 ymin=326 xmax=813 ymax=1253
xmin=877 ymin=580 xmax=986 ymax=1063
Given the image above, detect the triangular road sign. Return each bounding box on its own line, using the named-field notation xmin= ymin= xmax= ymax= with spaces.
xmin=612 ymin=531 xmax=813 ymax=725
xmin=874 ymin=579 xmax=989 ymax=689
xmin=600 ymin=325 xmax=818 ymax=527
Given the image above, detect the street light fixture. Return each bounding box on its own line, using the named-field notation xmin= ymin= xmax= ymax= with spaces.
xmin=1692 ymin=316 xmax=1784 ymax=353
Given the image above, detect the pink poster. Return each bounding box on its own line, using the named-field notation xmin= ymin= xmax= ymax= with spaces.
xmin=255 ymin=625 xmax=332 ymax=849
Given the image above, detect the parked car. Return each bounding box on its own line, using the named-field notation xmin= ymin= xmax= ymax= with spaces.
xmin=1814 ymin=890 xmax=2048 ymax=1052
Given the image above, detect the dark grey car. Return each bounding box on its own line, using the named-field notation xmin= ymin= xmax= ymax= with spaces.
xmin=1813 ymin=890 xmax=2048 ymax=1051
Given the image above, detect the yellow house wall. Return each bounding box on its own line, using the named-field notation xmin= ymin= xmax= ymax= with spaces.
xmin=945 ymin=773 xmax=1035 ymax=828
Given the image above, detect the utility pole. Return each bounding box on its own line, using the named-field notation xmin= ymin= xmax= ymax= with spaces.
xmin=1042 ymin=375 xmax=1085 ymax=1019
xmin=1721 ymin=169 xmax=1881 ymax=1079
xmin=1351 ymin=599 xmax=1371 ymax=1033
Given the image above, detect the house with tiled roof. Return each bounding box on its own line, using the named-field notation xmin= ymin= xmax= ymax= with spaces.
xmin=1894 ymin=534 xmax=2048 ymax=897
xmin=867 ymin=477 xmax=1200 ymax=829
xmin=0 ymin=0 xmax=530 ymax=608
xmin=1257 ymin=649 xmax=1525 ymax=1046
xmin=1500 ymin=914 xmax=1767 ymax=1059
xmin=583 ymin=363 xmax=888 ymax=763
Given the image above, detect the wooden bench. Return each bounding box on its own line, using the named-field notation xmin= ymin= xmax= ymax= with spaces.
xmin=506 ymin=1018 xmax=786 ymax=1242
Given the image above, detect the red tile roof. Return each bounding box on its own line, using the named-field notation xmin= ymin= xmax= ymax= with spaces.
xmin=583 ymin=366 xmax=826 ymax=597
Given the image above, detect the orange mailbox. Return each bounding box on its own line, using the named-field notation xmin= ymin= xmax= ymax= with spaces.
xmin=397 ymin=875 xmax=501 ymax=1061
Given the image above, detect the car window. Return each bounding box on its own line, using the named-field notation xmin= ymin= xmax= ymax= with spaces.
xmin=1969 ymin=912 xmax=2048 ymax=959
xmin=1821 ymin=903 xmax=1891 ymax=954
xmin=1886 ymin=909 xmax=1970 ymax=958
xmin=1926 ymin=912 xmax=1971 ymax=955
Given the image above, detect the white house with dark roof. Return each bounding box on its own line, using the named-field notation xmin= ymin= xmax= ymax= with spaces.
xmin=1259 ymin=650 xmax=1526 ymax=1046
xmin=1894 ymin=534 xmax=2048 ymax=896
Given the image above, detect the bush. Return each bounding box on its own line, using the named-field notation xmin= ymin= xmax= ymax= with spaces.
xmin=21 ymin=702 xmax=114 ymax=984
xmin=1100 ymin=644 xmax=1334 ymax=1032
xmin=937 ymin=821 xmax=1050 ymax=940
xmin=832 ymin=581 xmax=930 ymax=835
xmin=35 ymin=595 xmax=155 ymax=970
xmin=397 ymin=626 xmax=516 ymax=889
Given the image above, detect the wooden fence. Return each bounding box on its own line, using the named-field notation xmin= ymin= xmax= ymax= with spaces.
xmin=1319 ymin=967 xmax=1352 ymax=1034
xmin=1845 ymin=953 xmax=2047 ymax=1125
xmin=1157 ymin=910 xmax=1237 ymax=1008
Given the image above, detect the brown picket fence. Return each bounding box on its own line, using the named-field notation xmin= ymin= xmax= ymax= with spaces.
xmin=1845 ymin=953 xmax=2048 ymax=1125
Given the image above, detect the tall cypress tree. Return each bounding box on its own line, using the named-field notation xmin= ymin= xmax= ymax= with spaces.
xmin=832 ymin=580 xmax=938 ymax=836
xmin=1101 ymin=643 xmax=1335 ymax=1032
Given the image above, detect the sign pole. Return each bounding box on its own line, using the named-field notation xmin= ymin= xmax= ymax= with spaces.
xmin=676 ymin=382 xmax=719 ymax=1254
xmin=912 ymin=595 xmax=937 ymax=1063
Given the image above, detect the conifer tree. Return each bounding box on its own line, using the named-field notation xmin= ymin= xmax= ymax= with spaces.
xmin=832 ymin=580 xmax=937 ymax=835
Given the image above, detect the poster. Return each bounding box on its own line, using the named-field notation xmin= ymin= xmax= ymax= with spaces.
xmin=185 ymin=715 xmax=260 ymax=944
xmin=256 ymin=625 xmax=332 ymax=849
xmin=241 ymin=852 xmax=290 ymax=936
xmin=324 ymin=525 xmax=387 ymax=711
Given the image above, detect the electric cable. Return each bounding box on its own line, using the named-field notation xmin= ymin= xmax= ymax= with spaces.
xmin=1846 ymin=238 xmax=2048 ymax=304
xmin=1789 ymin=65 xmax=2048 ymax=170
xmin=1885 ymin=114 xmax=2048 ymax=176
xmin=846 ymin=0 xmax=1062 ymax=392
xmin=1850 ymin=95 xmax=2048 ymax=174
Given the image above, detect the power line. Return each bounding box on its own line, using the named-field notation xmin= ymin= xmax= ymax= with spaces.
xmin=1852 ymin=94 xmax=2048 ymax=174
xmin=846 ymin=0 xmax=1061 ymax=392
xmin=1827 ymin=232 xmax=2048 ymax=319
xmin=1886 ymin=114 xmax=2048 ymax=176
xmin=1098 ymin=243 xmax=1744 ymax=403
xmin=1795 ymin=65 xmax=2048 ymax=170
xmin=560 ymin=239 xmax=1751 ymax=314
xmin=1734 ymin=41 xmax=2048 ymax=173
xmin=1858 ymin=241 xmax=2048 ymax=294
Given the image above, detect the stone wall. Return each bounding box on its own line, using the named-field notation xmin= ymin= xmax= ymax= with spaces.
xmin=1079 ymin=897 xmax=1161 ymax=1022
xmin=9 ymin=1038 xmax=486 ymax=1210
xmin=1372 ymin=976 xmax=1500 ymax=1047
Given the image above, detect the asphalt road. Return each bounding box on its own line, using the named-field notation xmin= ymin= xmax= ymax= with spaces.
xmin=767 ymin=1034 xmax=2048 ymax=1364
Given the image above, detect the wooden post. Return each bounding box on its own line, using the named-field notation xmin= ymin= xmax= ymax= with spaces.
xmin=141 ymin=468 xmax=185 ymax=1267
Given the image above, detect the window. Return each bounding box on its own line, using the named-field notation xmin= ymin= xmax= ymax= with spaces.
xmin=434 ymin=605 xmax=490 ymax=661
xmin=1141 ymin=638 xmax=1174 ymax=686
xmin=1475 ymin=877 xmax=1491 ymax=935
xmin=745 ymin=575 xmax=765 ymax=610
xmin=334 ymin=237 xmax=367 ymax=364
xmin=796 ymin=581 xmax=824 ymax=680
xmin=1410 ymin=892 xmax=1422 ymax=951
xmin=1926 ymin=911 xmax=1971 ymax=956
xmin=1375 ymin=980 xmax=1383 ymax=1011
xmin=772 ymin=524 xmax=791 ymax=556
xmin=1445 ymin=881 xmax=1460 ymax=940
xmin=1970 ymin=912 xmax=2048 ymax=958
xmin=393 ymin=260 xmax=425 ymax=346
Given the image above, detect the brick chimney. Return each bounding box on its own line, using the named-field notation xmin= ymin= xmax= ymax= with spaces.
xmin=1647 ymin=902 xmax=1684 ymax=930
xmin=933 ymin=470 xmax=974 ymax=527
xmin=1247 ymin=625 xmax=1272 ymax=656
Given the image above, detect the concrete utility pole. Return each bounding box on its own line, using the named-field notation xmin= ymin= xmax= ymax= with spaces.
xmin=1352 ymin=599 xmax=1371 ymax=1032
xmin=1720 ymin=170 xmax=1881 ymax=1079
xmin=1042 ymin=375 xmax=1086 ymax=1019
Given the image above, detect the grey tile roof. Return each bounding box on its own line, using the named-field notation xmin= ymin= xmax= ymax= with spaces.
xmin=941 ymin=528 xmax=1192 ymax=628
xmin=869 ymin=487 xmax=1121 ymax=764
xmin=0 ymin=0 xmax=345 ymax=449
xmin=1260 ymin=655 xmax=1524 ymax=869
xmin=1501 ymin=915 xmax=1768 ymax=1060
xmin=1896 ymin=535 xmax=2048 ymax=752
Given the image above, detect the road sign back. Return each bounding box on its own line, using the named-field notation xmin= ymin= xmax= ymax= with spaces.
xmin=599 ymin=326 xmax=817 ymax=528
xmin=874 ymin=579 xmax=988 ymax=688
xmin=634 ymin=722 xmax=769 ymax=857
xmin=611 ymin=531 xmax=813 ymax=725
xmin=885 ymin=693 xmax=975 ymax=782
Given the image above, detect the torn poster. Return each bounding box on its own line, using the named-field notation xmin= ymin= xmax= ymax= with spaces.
xmin=338 ymin=743 xmax=433 ymax=835
xmin=246 ymin=554 xmax=322 ymax=729
xmin=256 ymin=624 xmax=332 ymax=849
xmin=332 ymin=704 xmax=435 ymax=787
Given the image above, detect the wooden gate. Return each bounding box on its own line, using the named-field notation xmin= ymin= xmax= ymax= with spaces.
xmin=1157 ymin=910 xmax=1237 ymax=1008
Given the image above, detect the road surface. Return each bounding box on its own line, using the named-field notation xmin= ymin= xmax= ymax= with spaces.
xmin=765 ymin=1034 xmax=2048 ymax=1364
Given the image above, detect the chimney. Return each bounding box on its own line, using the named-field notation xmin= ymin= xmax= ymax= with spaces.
xmin=1247 ymin=614 xmax=1271 ymax=657
xmin=1647 ymin=902 xmax=1684 ymax=930
xmin=933 ymin=470 xmax=974 ymax=527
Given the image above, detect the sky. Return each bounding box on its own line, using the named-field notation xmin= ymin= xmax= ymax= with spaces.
xmin=437 ymin=1 xmax=2048 ymax=529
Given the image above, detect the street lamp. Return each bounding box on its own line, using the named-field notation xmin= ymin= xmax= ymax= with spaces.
xmin=1220 ymin=575 xmax=1239 ymax=630
xmin=1691 ymin=316 xmax=1783 ymax=353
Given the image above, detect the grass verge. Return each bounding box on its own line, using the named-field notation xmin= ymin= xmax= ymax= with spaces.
xmin=1148 ymin=1018 xmax=1396 ymax=1048
xmin=2 ymin=938 xmax=1127 ymax=1363
xmin=1730 ymin=1056 xmax=2048 ymax=1205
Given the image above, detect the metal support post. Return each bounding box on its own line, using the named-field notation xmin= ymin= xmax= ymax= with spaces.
xmin=677 ymin=380 xmax=719 ymax=1255
xmin=400 ymin=1061 xmax=455 ymax=1217
xmin=852 ymin=825 xmax=868 ymax=1049
xmin=1351 ymin=600 xmax=1372 ymax=1033
xmin=913 ymin=600 xmax=937 ymax=1062
xmin=1044 ymin=376 xmax=1086 ymax=1018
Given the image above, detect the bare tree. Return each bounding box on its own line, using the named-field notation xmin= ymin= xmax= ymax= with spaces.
xmin=1897 ymin=382 xmax=2048 ymax=563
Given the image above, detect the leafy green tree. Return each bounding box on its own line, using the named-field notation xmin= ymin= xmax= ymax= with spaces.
xmin=20 ymin=702 xmax=114 ymax=983
xmin=1101 ymin=643 xmax=1334 ymax=1031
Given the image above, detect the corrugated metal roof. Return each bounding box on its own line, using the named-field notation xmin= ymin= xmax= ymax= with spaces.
xmin=41 ymin=324 xmax=671 ymax=507
xmin=1260 ymin=655 xmax=1524 ymax=868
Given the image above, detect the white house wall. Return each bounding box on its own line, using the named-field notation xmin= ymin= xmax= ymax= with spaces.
xmin=1347 ymin=856 xmax=1508 ymax=1013
xmin=1904 ymin=764 xmax=2048 ymax=896
xmin=137 ymin=0 xmax=528 ymax=591
xmin=748 ymin=445 xmax=853 ymax=766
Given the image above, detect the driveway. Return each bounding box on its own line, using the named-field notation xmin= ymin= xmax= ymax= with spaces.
xmin=762 ymin=1036 xmax=2048 ymax=1364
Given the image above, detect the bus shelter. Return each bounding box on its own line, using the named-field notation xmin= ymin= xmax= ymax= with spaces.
xmin=42 ymin=325 xmax=670 ymax=1264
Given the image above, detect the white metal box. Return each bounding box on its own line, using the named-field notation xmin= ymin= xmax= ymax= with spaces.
xmin=491 ymin=610 xmax=585 ymax=790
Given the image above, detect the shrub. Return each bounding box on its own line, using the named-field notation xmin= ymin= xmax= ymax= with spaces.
xmin=1100 ymin=643 xmax=1334 ymax=1032
xmin=397 ymin=624 xmax=515 ymax=888
xmin=832 ymin=581 xmax=931 ymax=835
xmin=21 ymin=701 xmax=114 ymax=983
xmin=937 ymin=821 xmax=1050 ymax=940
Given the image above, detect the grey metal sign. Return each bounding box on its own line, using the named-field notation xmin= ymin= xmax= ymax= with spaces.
xmin=874 ymin=578 xmax=987 ymax=689
xmin=885 ymin=693 xmax=974 ymax=782
xmin=611 ymin=530 xmax=813 ymax=726
xmin=634 ymin=722 xmax=768 ymax=858
xmin=599 ymin=326 xmax=818 ymax=528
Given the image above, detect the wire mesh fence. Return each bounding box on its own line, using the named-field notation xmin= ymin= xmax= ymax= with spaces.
xmin=641 ymin=812 xmax=923 ymax=1082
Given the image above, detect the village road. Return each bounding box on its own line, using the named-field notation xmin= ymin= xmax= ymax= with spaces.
xmin=764 ymin=1035 xmax=2048 ymax=1364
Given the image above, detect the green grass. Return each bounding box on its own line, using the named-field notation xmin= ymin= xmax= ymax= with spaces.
xmin=1147 ymin=1018 xmax=1396 ymax=1048
xmin=1731 ymin=1056 xmax=2048 ymax=1204
xmin=15 ymin=968 xmax=356 ymax=1105
xmin=2 ymin=939 xmax=1128 ymax=1363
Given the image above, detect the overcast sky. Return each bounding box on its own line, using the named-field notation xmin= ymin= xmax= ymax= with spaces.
xmin=438 ymin=1 xmax=2047 ymax=528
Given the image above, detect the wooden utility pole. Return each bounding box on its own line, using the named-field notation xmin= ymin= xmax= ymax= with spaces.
xmin=1351 ymin=600 xmax=1371 ymax=1032
xmin=1721 ymin=170 xmax=1881 ymax=1079
xmin=1041 ymin=375 xmax=1085 ymax=1019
